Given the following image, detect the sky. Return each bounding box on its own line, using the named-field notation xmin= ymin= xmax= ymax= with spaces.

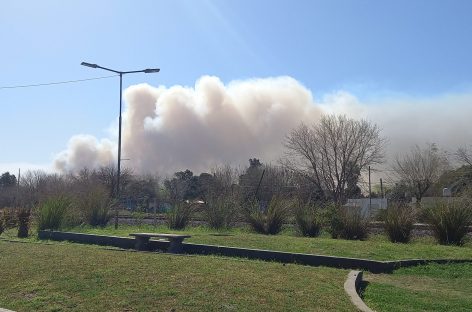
xmin=1 ymin=0 xmax=472 ymax=175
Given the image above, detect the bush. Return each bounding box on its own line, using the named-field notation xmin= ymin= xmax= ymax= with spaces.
xmin=427 ymin=199 xmax=472 ymax=246
xmin=244 ymin=196 xmax=291 ymax=235
xmin=204 ymin=195 xmax=238 ymax=230
xmin=294 ymin=201 xmax=322 ymax=237
xmin=17 ymin=208 xmax=31 ymax=238
xmin=384 ymin=203 xmax=415 ymax=243
xmin=330 ymin=205 xmax=369 ymax=240
xmin=37 ymin=196 xmax=71 ymax=231
xmin=78 ymin=188 xmax=113 ymax=227
xmin=2 ymin=208 xmax=17 ymax=229
xmin=166 ymin=202 xmax=195 ymax=230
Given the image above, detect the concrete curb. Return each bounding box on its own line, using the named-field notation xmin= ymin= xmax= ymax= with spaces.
xmin=37 ymin=230 xmax=472 ymax=273
xmin=0 ymin=308 xmax=16 ymax=312
xmin=344 ymin=271 xmax=375 ymax=312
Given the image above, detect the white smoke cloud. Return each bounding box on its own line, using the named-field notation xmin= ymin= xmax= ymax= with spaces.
xmin=53 ymin=75 xmax=472 ymax=174
xmin=54 ymin=76 xmax=321 ymax=173
xmin=54 ymin=135 xmax=115 ymax=172
xmin=321 ymin=91 xmax=472 ymax=162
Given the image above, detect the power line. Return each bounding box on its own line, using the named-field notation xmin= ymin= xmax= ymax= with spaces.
xmin=0 ymin=75 xmax=119 ymax=90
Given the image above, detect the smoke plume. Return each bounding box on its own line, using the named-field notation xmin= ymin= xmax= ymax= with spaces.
xmin=54 ymin=76 xmax=322 ymax=174
xmin=54 ymin=75 xmax=472 ymax=174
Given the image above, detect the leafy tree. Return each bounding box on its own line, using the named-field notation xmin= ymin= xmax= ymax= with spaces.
xmin=123 ymin=175 xmax=159 ymax=211
xmin=164 ymin=169 xmax=202 ymax=201
xmin=0 ymin=172 xmax=17 ymax=188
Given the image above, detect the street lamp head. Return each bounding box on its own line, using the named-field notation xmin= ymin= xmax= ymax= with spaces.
xmin=143 ymin=68 xmax=160 ymax=73
xmin=81 ymin=62 xmax=98 ymax=68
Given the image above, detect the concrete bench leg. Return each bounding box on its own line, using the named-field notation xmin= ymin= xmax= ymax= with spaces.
xmin=167 ymin=238 xmax=185 ymax=254
xmin=135 ymin=236 xmax=151 ymax=251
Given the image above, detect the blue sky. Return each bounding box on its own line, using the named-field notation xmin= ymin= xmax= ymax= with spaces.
xmin=1 ymin=0 xmax=472 ymax=171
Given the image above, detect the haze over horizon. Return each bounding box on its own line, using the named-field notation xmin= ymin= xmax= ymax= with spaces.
xmin=2 ymin=1 xmax=472 ymax=176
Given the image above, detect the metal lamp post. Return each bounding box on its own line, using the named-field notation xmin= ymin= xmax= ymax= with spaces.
xmin=81 ymin=62 xmax=160 ymax=228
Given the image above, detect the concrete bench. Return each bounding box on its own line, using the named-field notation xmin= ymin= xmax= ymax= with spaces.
xmin=129 ymin=233 xmax=191 ymax=253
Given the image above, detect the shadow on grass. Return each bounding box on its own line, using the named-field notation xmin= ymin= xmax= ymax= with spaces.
xmin=358 ymin=280 xmax=370 ymax=299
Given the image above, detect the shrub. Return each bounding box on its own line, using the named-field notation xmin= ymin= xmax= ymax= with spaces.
xmin=78 ymin=188 xmax=113 ymax=227
xmin=2 ymin=208 xmax=17 ymax=229
xmin=166 ymin=202 xmax=195 ymax=230
xmin=204 ymin=195 xmax=238 ymax=230
xmin=294 ymin=201 xmax=322 ymax=237
xmin=384 ymin=203 xmax=415 ymax=243
xmin=17 ymin=208 xmax=31 ymax=238
xmin=37 ymin=196 xmax=71 ymax=231
xmin=244 ymin=196 xmax=291 ymax=235
xmin=330 ymin=205 xmax=369 ymax=240
xmin=427 ymin=199 xmax=472 ymax=246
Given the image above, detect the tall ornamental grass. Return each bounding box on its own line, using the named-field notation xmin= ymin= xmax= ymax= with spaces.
xmin=384 ymin=203 xmax=415 ymax=243
xmin=330 ymin=205 xmax=369 ymax=240
xmin=37 ymin=196 xmax=71 ymax=231
xmin=244 ymin=196 xmax=291 ymax=235
xmin=294 ymin=201 xmax=322 ymax=237
xmin=427 ymin=199 xmax=472 ymax=246
xmin=17 ymin=208 xmax=31 ymax=238
xmin=166 ymin=202 xmax=195 ymax=230
xmin=204 ymin=195 xmax=238 ymax=230
xmin=79 ymin=188 xmax=113 ymax=227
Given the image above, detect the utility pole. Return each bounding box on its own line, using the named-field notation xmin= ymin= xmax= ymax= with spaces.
xmin=368 ymin=166 xmax=372 ymax=211
xmin=380 ymin=178 xmax=384 ymax=198
xmin=380 ymin=178 xmax=384 ymax=209
xmin=17 ymin=168 xmax=21 ymax=207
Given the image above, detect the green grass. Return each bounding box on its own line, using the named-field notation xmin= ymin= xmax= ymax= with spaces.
xmin=64 ymin=224 xmax=472 ymax=261
xmin=0 ymin=240 xmax=353 ymax=312
xmin=363 ymin=263 xmax=472 ymax=312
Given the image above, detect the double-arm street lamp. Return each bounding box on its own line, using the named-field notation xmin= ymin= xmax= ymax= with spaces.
xmin=81 ymin=62 xmax=160 ymax=228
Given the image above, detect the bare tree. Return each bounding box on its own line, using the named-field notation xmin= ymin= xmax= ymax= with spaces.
xmin=283 ymin=114 xmax=385 ymax=204
xmin=392 ymin=143 xmax=448 ymax=203
xmin=456 ymin=146 xmax=472 ymax=167
xmin=95 ymin=165 xmax=132 ymax=197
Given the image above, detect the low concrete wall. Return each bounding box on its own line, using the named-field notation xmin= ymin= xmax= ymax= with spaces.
xmin=344 ymin=271 xmax=375 ymax=312
xmin=38 ymin=231 xmax=171 ymax=251
xmin=38 ymin=231 xmax=472 ymax=274
xmin=182 ymin=243 xmax=394 ymax=273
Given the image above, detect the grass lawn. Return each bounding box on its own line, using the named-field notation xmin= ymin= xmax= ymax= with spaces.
xmin=0 ymin=240 xmax=353 ymax=312
xmin=60 ymin=224 xmax=472 ymax=261
xmin=362 ymin=263 xmax=472 ymax=312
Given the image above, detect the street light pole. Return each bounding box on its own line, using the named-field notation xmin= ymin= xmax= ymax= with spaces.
xmin=117 ymin=72 xmax=122 ymax=229
xmin=81 ymin=62 xmax=160 ymax=229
